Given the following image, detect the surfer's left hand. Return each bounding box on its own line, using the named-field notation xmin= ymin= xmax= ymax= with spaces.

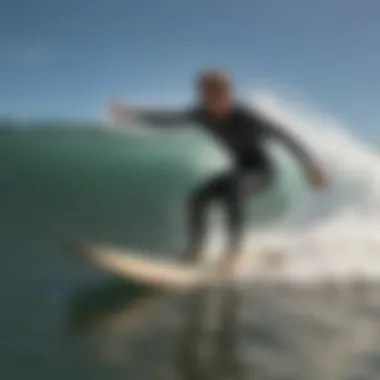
xmin=308 ymin=167 xmax=329 ymax=190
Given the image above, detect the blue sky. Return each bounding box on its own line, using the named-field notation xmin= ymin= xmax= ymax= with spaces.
xmin=1 ymin=0 xmax=379 ymax=136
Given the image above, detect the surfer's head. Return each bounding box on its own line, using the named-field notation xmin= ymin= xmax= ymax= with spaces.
xmin=196 ymin=69 xmax=233 ymax=116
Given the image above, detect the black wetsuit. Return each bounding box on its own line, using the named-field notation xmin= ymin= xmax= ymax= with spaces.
xmin=131 ymin=104 xmax=315 ymax=260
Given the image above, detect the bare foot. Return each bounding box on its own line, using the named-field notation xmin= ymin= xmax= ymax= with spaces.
xmin=217 ymin=255 xmax=239 ymax=277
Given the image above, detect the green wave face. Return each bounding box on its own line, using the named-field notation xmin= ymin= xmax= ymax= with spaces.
xmin=0 ymin=122 xmax=305 ymax=254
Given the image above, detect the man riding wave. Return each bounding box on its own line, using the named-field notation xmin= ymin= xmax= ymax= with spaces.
xmin=108 ymin=69 xmax=328 ymax=276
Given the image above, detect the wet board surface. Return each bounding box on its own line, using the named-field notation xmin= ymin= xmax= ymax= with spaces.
xmin=68 ymin=242 xmax=223 ymax=290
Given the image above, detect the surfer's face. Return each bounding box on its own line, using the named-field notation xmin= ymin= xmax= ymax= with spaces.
xmin=198 ymin=84 xmax=232 ymax=116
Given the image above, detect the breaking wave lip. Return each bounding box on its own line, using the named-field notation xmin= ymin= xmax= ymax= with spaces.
xmin=207 ymin=90 xmax=380 ymax=283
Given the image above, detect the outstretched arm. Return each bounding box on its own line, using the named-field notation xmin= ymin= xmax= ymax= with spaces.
xmin=108 ymin=101 xmax=195 ymax=128
xmin=251 ymin=110 xmax=328 ymax=188
xmin=248 ymin=110 xmax=315 ymax=169
xmin=266 ymin=122 xmax=316 ymax=171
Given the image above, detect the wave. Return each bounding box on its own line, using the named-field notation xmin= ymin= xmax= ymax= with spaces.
xmin=235 ymin=91 xmax=380 ymax=282
xmin=2 ymin=89 xmax=378 ymax=282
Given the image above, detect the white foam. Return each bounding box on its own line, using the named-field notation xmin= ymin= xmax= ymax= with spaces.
xmin=210 ymin=90 xmax=380 ymax=283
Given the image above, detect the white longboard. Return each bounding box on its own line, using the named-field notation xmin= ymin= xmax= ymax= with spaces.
xmin=68 ymin=242 xmax=222 ymax=290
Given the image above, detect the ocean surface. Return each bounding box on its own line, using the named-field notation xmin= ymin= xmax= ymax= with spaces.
xmin=2 ymin=92 xmax=380 ymax=379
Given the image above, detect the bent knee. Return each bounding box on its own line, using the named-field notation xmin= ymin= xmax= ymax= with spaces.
xmin=239 ymin=172 xmax=273 ymax=198
xmin=189 ymin=184 xmax=219 ymax=208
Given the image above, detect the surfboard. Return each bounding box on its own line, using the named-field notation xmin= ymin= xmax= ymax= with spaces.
xmin=67 ymin=242 xmax=220 ymax=290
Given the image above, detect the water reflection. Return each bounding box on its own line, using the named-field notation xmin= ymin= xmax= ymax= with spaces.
xmin=68 ymin=279 xmax=163 ymax=335
xmin=177 ymin=284 xmax=246 ymax=380
xmin=67 ymin=279 xmax=246 ymax=379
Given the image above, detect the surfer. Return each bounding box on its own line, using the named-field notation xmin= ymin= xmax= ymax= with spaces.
xmin=109 ymin=69 xmax=328 ymax=276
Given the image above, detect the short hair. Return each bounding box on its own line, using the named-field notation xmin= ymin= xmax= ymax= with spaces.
xmin=196 ymin=68 xmax=231 ymax=89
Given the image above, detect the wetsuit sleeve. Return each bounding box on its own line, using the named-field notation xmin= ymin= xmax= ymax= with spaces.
xmin=250 ymin=110 xmax=318 ymax=171
xmin=134 ymin=109 xmax=196 ymax=127
xmin=109 ymin=103 xmax=196 ymax=128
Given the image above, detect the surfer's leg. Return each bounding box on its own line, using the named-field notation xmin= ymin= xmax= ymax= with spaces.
xmin=223 ymin=169 xmax=272 ymax=256
xmin=183 ymin=173 xmax=229 ymax=262
xmin=183 ymin=169 xmax=271 ymax=263
xmin=222 ymin=172 xmax=244 ymax=255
